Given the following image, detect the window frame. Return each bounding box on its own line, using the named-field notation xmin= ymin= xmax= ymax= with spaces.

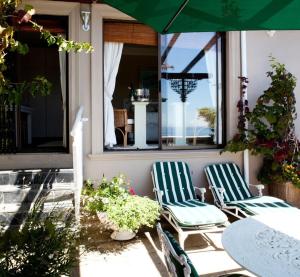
xmin=102 ymin=21 xmax=226 ymax=152
xmin=159 ymin=32 xmax=227 ymax=151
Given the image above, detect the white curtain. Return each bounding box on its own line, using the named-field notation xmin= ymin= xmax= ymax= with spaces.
xmin=104 ymin=42 xmax=123 ymax=147
xmin=205 ymin=48 xmax=217 ymax=143
xmin=59 ymin=42 xmax=67 ymax=147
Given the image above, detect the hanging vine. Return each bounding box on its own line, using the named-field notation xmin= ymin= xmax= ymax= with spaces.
xmin=0 ymin=0 xmax=93 ymax=104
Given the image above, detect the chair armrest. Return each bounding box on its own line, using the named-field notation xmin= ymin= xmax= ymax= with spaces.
xmin=249 ymin=184 xmax=265 ymax=197
xmin=153 ymin=188 xmax=164 ymax=205
xmin=217 ymin=187 xmax=225 ymax=207
xmin=195 ymin=187 xmax=206 ymax=202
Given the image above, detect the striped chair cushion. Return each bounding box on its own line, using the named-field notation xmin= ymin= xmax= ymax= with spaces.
xmin=228 ymin=196 xmax=299 ymax=216
xmin=153 ymin=161 xmax=228 ymax=226
xmin=153 ymin=161 xmax=196 ymax=205
xmin=164 ymin=200 xmax=228 ymax=227
xmin=164 ymin=231 xmax=199 ymax=277
xmin=205 ymin=163 xmax=253 ymax=203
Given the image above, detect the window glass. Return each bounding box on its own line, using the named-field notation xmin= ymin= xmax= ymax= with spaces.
xmin=103 ymin=21 xmax=159 ymax=151
xmin=160 ymin=32 xmax=225 ymax=149
xmin=103 ymin=21 xmax=225 ymax=152
xmin=3 ymin=15 xmax=68 ymax=153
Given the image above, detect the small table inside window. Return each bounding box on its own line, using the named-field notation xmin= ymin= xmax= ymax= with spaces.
xmin=132 ymin=101 xmax=149 ymax=149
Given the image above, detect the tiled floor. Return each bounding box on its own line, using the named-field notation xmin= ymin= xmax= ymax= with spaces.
xmin=73 ymin=214 xmax=256 ymax=277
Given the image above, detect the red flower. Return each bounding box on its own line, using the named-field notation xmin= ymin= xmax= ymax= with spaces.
xmin=129 ymin=187 xmax=135 ymax=195
xmin=274 ymin=150 xmax=287 ymax=162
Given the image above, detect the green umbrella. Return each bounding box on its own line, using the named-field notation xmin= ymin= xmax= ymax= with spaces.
xmin=102 ymin=0 xmax=300 ymax=33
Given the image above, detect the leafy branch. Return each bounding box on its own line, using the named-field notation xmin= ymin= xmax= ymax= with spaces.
xmin=0 ymin=0 xmax=93 ymax=104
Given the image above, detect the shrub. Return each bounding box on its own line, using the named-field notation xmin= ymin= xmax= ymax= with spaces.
xmin=224 ymin=58 xmax=300 ymax=187
xmin=82 ymin=175 xmax=161 ymax=232
xmin=0 ymin=204 xmax=78 ymax=277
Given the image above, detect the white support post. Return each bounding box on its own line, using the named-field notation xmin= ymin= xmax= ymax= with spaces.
xmin=241 ymin=31 xmax=250 ymax=184
xmin=70 ymin=106 xmax=88 ymax=222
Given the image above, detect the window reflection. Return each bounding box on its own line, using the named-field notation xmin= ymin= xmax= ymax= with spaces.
xmin=161 ymin=32 xmax=224 ymax=148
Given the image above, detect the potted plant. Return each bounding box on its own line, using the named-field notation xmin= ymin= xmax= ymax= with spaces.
xmin=224 ymin=58 xmax=300 ymax=206
xmin=82 ymin=175 xmax=160 ymax=240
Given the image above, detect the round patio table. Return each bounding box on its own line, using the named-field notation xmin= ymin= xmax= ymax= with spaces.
xmin=222 ymin=212 xmax=300 ymax=277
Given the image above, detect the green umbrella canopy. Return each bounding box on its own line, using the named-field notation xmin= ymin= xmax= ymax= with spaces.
xmin=102 ymin=0 xmax=300 ymax=33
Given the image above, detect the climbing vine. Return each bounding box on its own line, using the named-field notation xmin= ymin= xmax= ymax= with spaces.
xmin=0 ymin=0 xmax=93 ymax=104
xmin=224 ymin=58 xmax=300 ymax=187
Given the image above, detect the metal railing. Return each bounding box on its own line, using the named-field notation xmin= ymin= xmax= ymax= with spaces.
xmin=0 ymin=95 xmax=17 ymax=154
xmin=70 ymin=106 xmax=87 ymax=220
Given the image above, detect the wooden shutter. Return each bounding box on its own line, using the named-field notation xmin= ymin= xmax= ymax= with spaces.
xmin=104 ymin=21 xmax=158 ymax=46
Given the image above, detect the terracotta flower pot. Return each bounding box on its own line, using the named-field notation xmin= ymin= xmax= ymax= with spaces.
xmin=269 ymin=182 xmax=300 ymax=208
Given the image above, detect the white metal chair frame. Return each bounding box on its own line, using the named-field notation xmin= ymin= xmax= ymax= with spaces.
xmin=151 ymin=171 xmax=228 ymax=248
xmin=157 ymin=223 xmax=192 ymax=277
xmin=205 ymin=169 xmax=265 ymax=219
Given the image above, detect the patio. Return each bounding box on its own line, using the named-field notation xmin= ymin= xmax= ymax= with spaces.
xmin=74 ymin=213 xmax=254 ymax=277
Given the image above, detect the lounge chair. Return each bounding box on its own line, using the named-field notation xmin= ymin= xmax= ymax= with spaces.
xmin=205 ymin=162 xmax=300 ymax=219
xmin=152 ymin=161 xmax=228 ymax=249
xmin=157 ymin=223 xmax=249 ymax=277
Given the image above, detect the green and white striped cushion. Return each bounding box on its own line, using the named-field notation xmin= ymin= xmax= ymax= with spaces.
xmin=152 ymin=161 xmax=228 ymax=226
xmin=153 ymin=161 xmax=196 ymax=205
xmin=205 ymin=163 xmax=253 ymax=203
xmin=228 ymin=196 xmax=299 ymax=216
xmin=164 ymin=200 xmax=228 ymax=227
xmin=164 ymin=231 xmax=199 ymax=277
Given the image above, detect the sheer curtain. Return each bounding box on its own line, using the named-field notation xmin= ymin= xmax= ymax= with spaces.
xmin=104 ymin=42 xmax=123 ymax=147
xmin=59 ymin=41 xmax=67 ymax=147
xmin=205 ymin=48 xmax=217 ymax=143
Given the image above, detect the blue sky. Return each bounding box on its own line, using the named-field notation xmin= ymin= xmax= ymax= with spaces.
xmin=161 ymin=32 xmax=218 ymax=133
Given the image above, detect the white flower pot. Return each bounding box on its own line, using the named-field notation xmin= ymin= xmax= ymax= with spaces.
xmin=96 ymin=212 xmax=136 ymax=240
xmin=110 ymin=230 xmax=136 ymax=241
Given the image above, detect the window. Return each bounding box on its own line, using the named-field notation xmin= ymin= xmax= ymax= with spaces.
xmin=103 ymin=22 xmax=225 ymax=151
xmin=4 ymin=15 xmax=68 ymax=153
xmin=160 ymin=32 xmax=225 ymax=149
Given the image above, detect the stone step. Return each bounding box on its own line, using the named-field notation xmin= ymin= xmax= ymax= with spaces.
xmin=0 ymin=168 xmax=75 ymax=228
xmin=0 ymin=169 xmax=74 ymax=186
xmin=0 ymin=203 xmax=74 ymax=228
xmin=0 ymin=199 xmax=74 ymax=213
xmin=0 ymin=188 xmax=74 ymax=204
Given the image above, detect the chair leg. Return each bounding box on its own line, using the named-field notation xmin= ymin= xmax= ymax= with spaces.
xmin=178 ymin=232 xmax=188 ymax=249
xmin=123 ymin=131 xmax=128 ymax=147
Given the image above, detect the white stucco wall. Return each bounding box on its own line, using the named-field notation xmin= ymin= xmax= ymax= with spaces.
xmin=0 ymin=2 xmax=244 ymax=199
xmin=246 ymin=31 xmax=300 ymax=185
xmin=80 ymin=5 xmax=244 ymax=198
xmin=1 ymin=3 xmax=300 ymax=198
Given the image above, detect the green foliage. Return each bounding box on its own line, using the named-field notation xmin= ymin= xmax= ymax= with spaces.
xmin=0 ymin=203 xmax=78 ymax=277
xmin=198 ymin=107 xmax=216 ymax=128
xmin=0 ymin=76 xmax=52 ymax=105
xmin=224 ymin=58 xmax=300 ymax=187
xmin=82 ymin=175 xmax=161 ymax=232
xmin=106 ymin=195 xmax=160 ymax=232
xmin=82 ymin=174 xmax=130 ymax=213
xmin=32 ymin=22 xmax=93 ymax=53
xmin=0 ymin=0 xmax=93 ymax=104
